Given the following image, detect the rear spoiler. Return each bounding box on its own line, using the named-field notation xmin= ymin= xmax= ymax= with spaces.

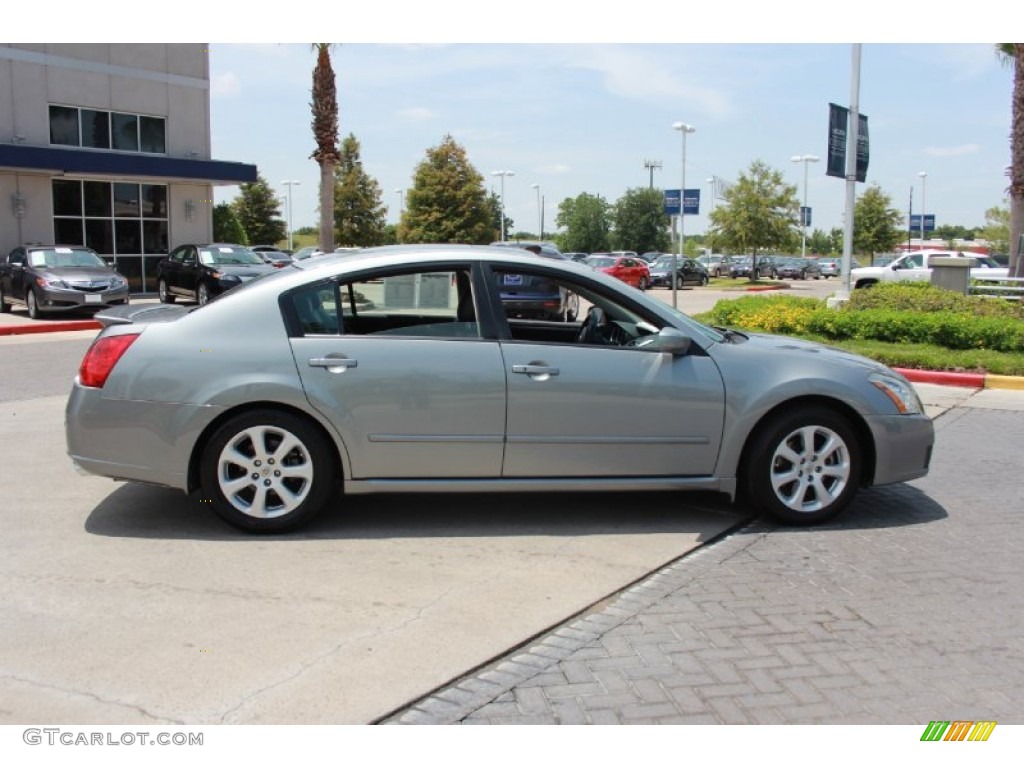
xmin=94 ymin=303 xmax=191 ymax=328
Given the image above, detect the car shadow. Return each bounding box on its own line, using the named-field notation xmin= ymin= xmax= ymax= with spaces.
xmin=84 ymin=484 xmax=750 ymax=542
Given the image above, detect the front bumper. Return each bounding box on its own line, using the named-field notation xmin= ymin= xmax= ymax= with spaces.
xmin=38 ymin=285 xmax=130 ymax=312
xmin=865 ymin=413 xmax=935 ymax=486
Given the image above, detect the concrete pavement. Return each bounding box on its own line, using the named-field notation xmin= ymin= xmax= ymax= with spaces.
xmin=387 ymin=383 xmax=1024 ymax=724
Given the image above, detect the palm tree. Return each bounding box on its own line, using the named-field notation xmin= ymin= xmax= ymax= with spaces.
xmin=998 ymin=44 xmax=1024 ymax=276
xmin=311 ymin=43 xmax=340 ymax=253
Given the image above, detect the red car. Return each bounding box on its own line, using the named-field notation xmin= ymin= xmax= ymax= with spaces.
xmin=585 ymin=254 xmax=651 ymax=290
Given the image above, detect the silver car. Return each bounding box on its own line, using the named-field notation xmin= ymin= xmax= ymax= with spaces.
xmin=66 ymin=245 xmax=934 ymax=533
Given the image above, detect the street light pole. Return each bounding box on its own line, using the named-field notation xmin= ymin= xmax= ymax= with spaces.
xmin=790 ymin=155 xmax=819 ymax=258
xmin=672 ymin=122 xmax=695 ymax=309
xmin=280 ymin=180 xmax=301 ymax=252
xmin=918 ymin=171 xmax=928 ymax=247
xmin=491 ymin=171 xmax=515 ymax=241
xmin=531 ymin=183 xmax=542 ymax=239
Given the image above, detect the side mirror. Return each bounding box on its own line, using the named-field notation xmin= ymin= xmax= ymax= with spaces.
xmin=644 ymin=327 xmax=692 ymax=356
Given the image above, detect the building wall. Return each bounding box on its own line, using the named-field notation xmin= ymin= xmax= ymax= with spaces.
xmin=0 ymin=44 xmax=217 ymax=290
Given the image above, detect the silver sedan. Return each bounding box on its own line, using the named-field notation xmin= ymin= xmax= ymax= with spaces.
xmin=66 ymin=245 xmax=934 ymax=533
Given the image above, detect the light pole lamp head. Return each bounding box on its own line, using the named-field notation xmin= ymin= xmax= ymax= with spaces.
xmin=918 ymin=171 xmax=928 ymax=180
xmin=791 ymin=155 xmax=819 ymax=163
xmin=672 ymin=122 xmax=695 ymax=134
xmin=491 ymin=170 xmax=515 ymax=178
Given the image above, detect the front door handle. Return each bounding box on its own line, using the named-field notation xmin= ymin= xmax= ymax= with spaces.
xmin=309 ymin=355 xmax=358 ymax=372
xmin=512 ymin=364 xmax=559 ymax=381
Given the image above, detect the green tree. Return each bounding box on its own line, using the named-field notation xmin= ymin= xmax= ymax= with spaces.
xmin=333 ymin=134 xmax=388 ymax=247
xmin=997 ymin=44 xmax=1024 ymax=276
xmin=829 ymin=227 xmax=844 ymax=256
xmin=981 ymin=202 xmax=1010 ymax=254
xmin=212 ymin=202 xmax=247 ymax=244
xmin=808 ymin=228 xmax=833 ymax=256
xmin=708 ymin=160 xmax=800 ymax=275
xmin=311 ymin=43 xmax=340 ymax=252
xmin=853 ymin=185 xmax=903 ymax=260
xmin=555 ymin=193 xmax=612 ymax=253
xmin=399 ymin=134 xmax=495 ymax=244
xmin=232 ymin=174 xmax=286 ymax=245
xmin=487 ymin=192 xmax=513 ymax=242
xmin=612 ymin=187 xmax=671 ymax=253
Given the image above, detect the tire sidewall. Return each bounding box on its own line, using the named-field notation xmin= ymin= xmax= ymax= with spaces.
xmin=745 ymin=406 xmax=861 ymax=526
xmin=199 ymin=410 xmax=336 ymax=533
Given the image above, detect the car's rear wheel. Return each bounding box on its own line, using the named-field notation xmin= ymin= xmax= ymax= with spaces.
xmin=26 ymin=289 xmax=42 ymax=320
xmin=637 ymin=276 xmax=648 ymax=291
xmin=199 ymin=410 xmax=336 ymax=533
xmin=744 ymin=406 xmax=861 ymax=526
xmin=197 ymin=282 xmax=211 ymax=306
xmin=158 ymin=279 xmax=175 ymax=304
xmin=699 ymin=274 xmax=709 ymax=286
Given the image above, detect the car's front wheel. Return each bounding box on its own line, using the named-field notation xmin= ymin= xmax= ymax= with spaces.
xmin=637 ymin=276 xmax=648 ymax=291
xmin=26 ymin=289 xmax=42 ymax=320
xmin=199 ymin=410 xmax=336 ymax=533
xmin=158 ymin=279 xmax=175 ymax=304
xmin=744 ymin=406 xmax=861 ymax=526
xmin=197 ymin=282 xmax=211 ymax=306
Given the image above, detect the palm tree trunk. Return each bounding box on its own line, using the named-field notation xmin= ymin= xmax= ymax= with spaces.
xmin=1011 ymin=45 xmax=1024 ymax=276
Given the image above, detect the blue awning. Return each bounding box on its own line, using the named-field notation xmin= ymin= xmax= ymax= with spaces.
xmin=0 ymin=144 xmax=257 ymax=184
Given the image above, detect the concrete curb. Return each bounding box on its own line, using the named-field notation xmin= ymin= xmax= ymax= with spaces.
xmin=0 ymin=320 xmax=101 ymax=336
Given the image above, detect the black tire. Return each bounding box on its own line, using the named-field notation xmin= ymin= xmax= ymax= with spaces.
xmin=199 ymin=410 xmax=337 ymax=533
xmin=699 ymin=274 xmax=709 ymax=286
xmin=197 ymin=282 xmax=211 ymax=306
xmin=26 ymin=289 xmax=42 ymax=320
xmin=0 ymin=285 xmax=10 ymax=313
xmin=675 ymin=275 xmax=685 ymax=289
xmin=744 ymin=406 xmax=861 ymax=526
xmin=158 ymin=279 xmax=175 ymax=304
xmin=637 ymin=276 xmax=648 ymax=291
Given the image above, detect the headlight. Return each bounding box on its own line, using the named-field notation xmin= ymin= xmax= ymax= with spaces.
xmin=869 ymin=373 xmax=924 ymax=415
xmin=36 ymin=275 xmax=68 ymax=289
xmin=111 ymin=275 xmax=127 ymax=288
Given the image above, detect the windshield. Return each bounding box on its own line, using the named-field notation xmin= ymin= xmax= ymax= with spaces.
xmin=198 ymin=245 xmax=265 ymax=266
xmin=28 ymin=248 xmax=108 ymax=269
xmin=653 ymin=256 xmax=681 ymax=269
xmin=586 ymin=257 xmax=616 ymax=268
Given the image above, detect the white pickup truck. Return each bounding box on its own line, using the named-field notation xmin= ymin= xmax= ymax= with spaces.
xmin=850 ymin=250 xmax=1009 ymax=289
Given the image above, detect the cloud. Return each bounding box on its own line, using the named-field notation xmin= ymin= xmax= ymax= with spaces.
xmin=923 ymin=144 xmax=981 ymax=157
xmin=565 ymin=45 xmax=734 ymax=120
xmin=540 ymin=164 xmax=571 ymax=174
xmin=396 ymin=107 xmax=438 ymax=122
xmin=211 ymin=72 xmax=241 ymax=98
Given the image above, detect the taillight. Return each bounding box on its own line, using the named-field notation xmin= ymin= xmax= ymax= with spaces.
xmin=79 ymin=333 xmax=140 ymax=388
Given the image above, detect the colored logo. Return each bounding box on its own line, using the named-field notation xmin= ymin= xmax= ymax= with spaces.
xmin=920 ymin=721 xmax=996 ymax=742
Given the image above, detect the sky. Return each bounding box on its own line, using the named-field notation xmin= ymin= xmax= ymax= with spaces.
xmin=13 ymin=3 xmax=1017 ymax=242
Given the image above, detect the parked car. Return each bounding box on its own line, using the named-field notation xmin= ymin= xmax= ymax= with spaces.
xmin=490 ymin=241 xmax=567 ymax=260
xmin=489 ymin=242 xmax=578 ymax=320
xmin=563 ymin=252 xmax=590 ymax=263
xmin=250 ymin=246 xmax=294 ymax=268
xmin=648 ymin=254 xmax=709 ymax=288
xmin=67 ymin=244 xmax=934 ymax=533
xmin=291 ymin=246 xmax=321 ymax=261
xmin=696 ymin=254 xmax=734 ymax=278
xmin=155 ymin=243 xmax=276 ymax=306
xmin=851 ymin=250 xmax=1008 ymax=289
xmin=816 ymin=257 xmax=862 ymax=277
xmin=729 ymin=255 xmax=780 ymax=280
xmin=585 ymin=254 xmax=651 ymax=290
xmin=775 ymin=257 xmax=822 ymax=280
xmin=0 ymin=245 xmax=130 ymax=319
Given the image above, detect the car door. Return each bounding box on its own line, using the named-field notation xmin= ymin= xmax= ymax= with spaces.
xmin=5 ymin=249 xmax=28 ymax=298
xmin=286 ymin=264 xmax=508 ymax=479
xmin=488 ymin=264 xmax=726 ymax=478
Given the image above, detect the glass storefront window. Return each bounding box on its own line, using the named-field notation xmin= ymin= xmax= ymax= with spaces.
xmin=49 ymin=106 xmax=79 ymax=146
xmin=115 ymin=219 xmax=142 ymax=255
xmin=52 ymin=180 xmax=82 ymax=216
xmin=140 ymin=116 xmax=166 ymax=154
xmin=83 ymin=181 xmax=112 ymax=217
xmin=81 ymin=109 xmax=111 ymax=149
xmin=54 ymin=218 xmax=83 ymax=245
xmin=85 ymin=219 xmax=114 ymax=255
xmin=114 ymin=183 xmax=141 ymax=218
xmin=112 ymin=113 xmax=139 ymax=152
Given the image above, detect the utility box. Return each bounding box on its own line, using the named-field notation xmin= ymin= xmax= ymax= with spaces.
xmin=930 ymin=256 xmax=974 ymax=295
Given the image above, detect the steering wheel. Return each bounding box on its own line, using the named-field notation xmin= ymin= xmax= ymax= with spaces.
xmin=576 ymin=306 xmax=607 ymax=344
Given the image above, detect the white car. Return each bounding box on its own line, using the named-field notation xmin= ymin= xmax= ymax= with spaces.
xmin=851 ymin=250 xmax=1008 ymax=289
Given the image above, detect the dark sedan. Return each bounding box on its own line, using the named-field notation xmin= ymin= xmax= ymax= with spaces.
xmin=156 ymin=243 xmax=277 ymax=306
xmin=775 ymin=257 xmax=823 ymax=280
xmin=729 ymin=255 xmax=780 ymax=279
xmin=250 ymin=246 xmax=294 ymax=268
xmin=0 ymin=245 xmax=130 ymax=319
xmin=648 ymin=254 xmax=709 ymax=288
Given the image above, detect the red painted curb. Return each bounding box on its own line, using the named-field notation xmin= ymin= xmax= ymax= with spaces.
xmin=745 ymin=285 xmax=786 ymax=292
xmin=0 ymin=320 xmax=101 ymax=336
xmin=894 ymin=367 xmax=986 ymax=388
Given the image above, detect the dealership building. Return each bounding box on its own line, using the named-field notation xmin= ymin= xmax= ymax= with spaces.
xmin=0 ymin=44 xmax=257 ymax=292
